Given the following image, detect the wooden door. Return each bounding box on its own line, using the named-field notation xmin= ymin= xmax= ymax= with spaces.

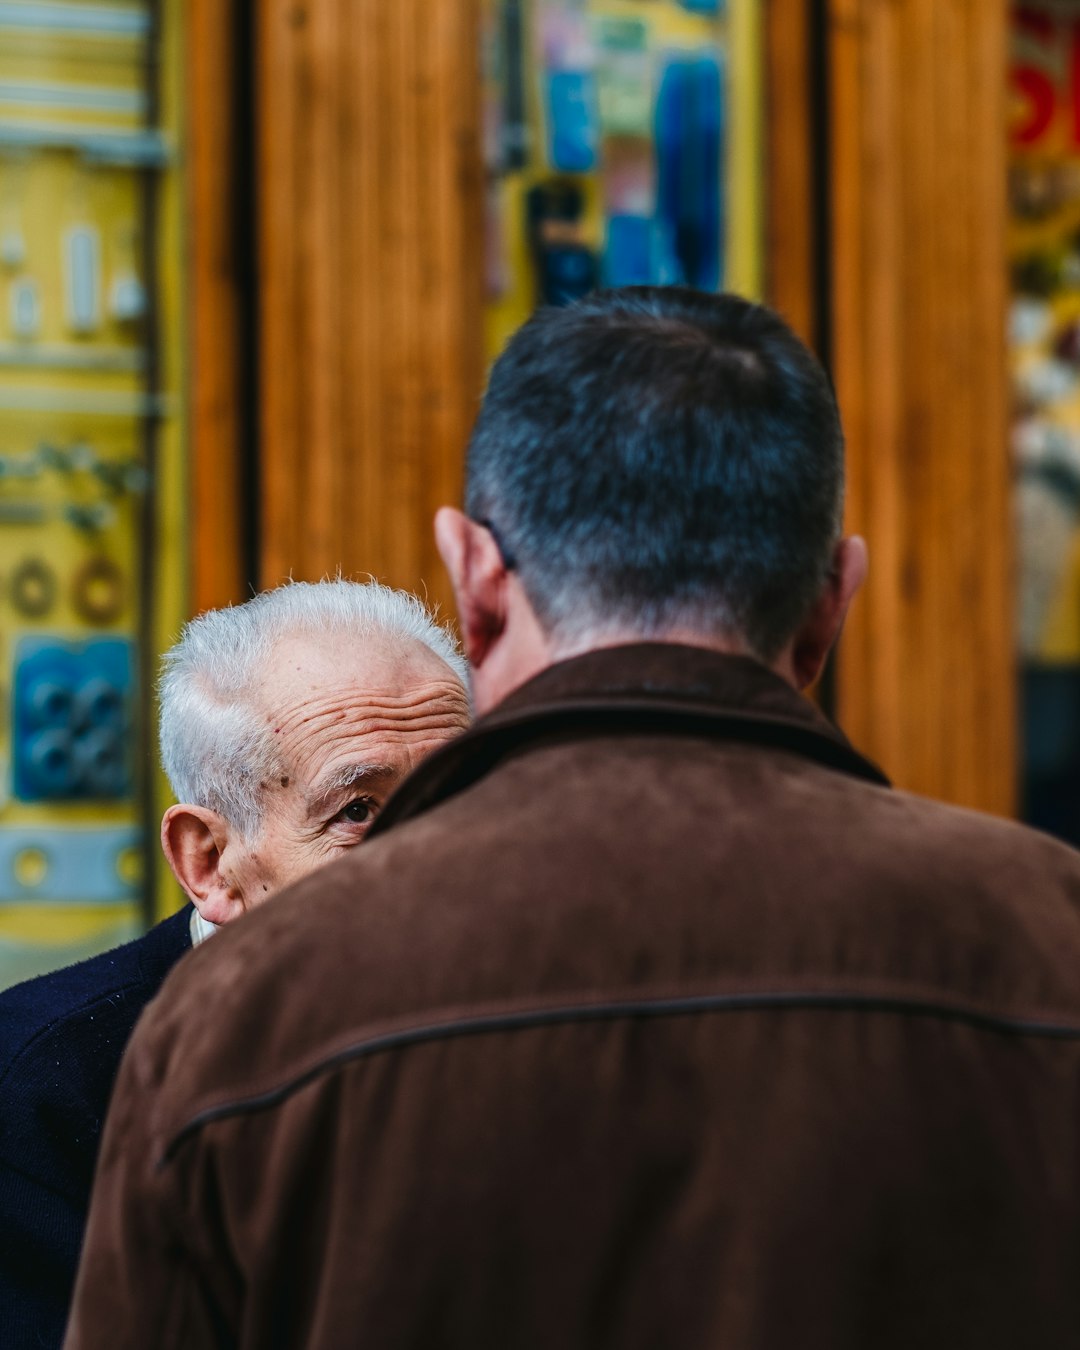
xmin=188 ymin=0 xmax=250 ymax=614
xmin=255 ymin=0 xmax=485 ymax=616
xmin=190 ymin=0 xmax=1016 ymax=815
xmin=827 ymin=0 xmax=1015 ymax=814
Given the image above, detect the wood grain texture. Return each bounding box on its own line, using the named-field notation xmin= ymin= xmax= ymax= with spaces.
xmin=829 ymin=0 xmax=1015 ymax=814
xmin=765 ymin=0 xmax=816 ymax=346
xmin=257 ymin=0 xmax=485 ymax=619
xmin=187 ymin=0 xmax=247 ymax=612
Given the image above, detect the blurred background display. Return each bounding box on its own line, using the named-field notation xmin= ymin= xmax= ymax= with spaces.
xmin=481 ymin=0 xmax=762 ymax=359
xmin=0 ymin=0 xmax=761 ymax=990
xmin=0 ymin=1 xmax=1055 ymax=978
xmin=1010 ymin=0 xmax=1080 ymax=843
xmin=0 ymin=1 xmax=185 ymax=985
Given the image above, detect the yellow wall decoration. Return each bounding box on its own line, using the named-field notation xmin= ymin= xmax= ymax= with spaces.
xmin=0 ymin=2 xmax=188 ymax=986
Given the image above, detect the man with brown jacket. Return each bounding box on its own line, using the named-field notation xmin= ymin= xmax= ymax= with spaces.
xmin=67 ymin=289 xmax=1080 ymax=1349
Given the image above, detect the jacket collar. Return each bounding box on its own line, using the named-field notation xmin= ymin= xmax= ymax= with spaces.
xmin=372 ymin=644 xmax=889 ymax=835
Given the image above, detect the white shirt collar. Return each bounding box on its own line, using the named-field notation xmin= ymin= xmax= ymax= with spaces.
xmin=188 ymin=907 xmax=219 ymax=948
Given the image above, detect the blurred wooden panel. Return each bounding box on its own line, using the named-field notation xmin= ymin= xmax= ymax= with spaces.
xmin=765 ymin=0 xmax=816 ymax=347
xmin=188 ymin=0 xmax=247 ymax=612
xmin=830 ymin=0 xmax=1015 ymax=814
xmin=257 ymin=0 xmax=485 ymax=617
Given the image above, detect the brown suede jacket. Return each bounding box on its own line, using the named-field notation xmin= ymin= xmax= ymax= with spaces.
xmin=67 ymin=645 xmax=1080 ymax=1349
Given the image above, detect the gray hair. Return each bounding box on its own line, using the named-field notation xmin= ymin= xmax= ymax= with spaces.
xmin=465 ymin=287 xmax=844 ymax=661
xmin=158 ymin=579 xmax=467 ymax=837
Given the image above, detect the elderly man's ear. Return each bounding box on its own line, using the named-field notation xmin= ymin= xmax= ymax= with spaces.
xmin=160 ymin=805 xmax=248 ymax=925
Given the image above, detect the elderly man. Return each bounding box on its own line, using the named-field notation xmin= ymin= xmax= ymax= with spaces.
xmin=0 ymin=579 xmax=469 ymax=1350
xmin=69 ymin=289 xmax=1080 ymax=1349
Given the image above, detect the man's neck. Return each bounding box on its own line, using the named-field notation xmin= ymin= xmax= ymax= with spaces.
xmin=473 ymin=627 xmax=793 ymax=719
xmin=550 ymin=627 xmax=756 ymax=667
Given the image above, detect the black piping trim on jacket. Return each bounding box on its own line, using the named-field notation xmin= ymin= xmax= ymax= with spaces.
xmin=160 ymin=987 xmax=1080 ymax=1168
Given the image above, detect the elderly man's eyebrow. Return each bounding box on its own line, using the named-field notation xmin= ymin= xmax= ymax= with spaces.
xmin=306 ymin=763 xmax=398 ymax=813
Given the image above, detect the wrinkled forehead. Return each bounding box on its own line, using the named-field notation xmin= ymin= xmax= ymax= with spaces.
xmin=256 ymin=629 xmax=459 ymax=701
xmin=250 ymin=630 xmax=469 ymax=784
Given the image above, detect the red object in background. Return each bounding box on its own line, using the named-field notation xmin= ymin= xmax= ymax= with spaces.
xmin=1011 ymin=7 xmax=1080 ymax=150
xmin=1014 ymin=64 xmax=1057 ymax=146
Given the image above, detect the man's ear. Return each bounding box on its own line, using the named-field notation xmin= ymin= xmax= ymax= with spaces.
xmin=160 ymin=804 xmax=247 ymax=925
xmin=789 ymin=536 xmax=869 ymax=690
xmin=434 ymin=506 xmax=510 ymax=671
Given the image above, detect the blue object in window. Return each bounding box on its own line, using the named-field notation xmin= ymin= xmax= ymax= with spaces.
xmin=604 ymin=215 xmax=654 ymax=286
xmin=546 ymin=69 xmax=599 ymax=173
xmin=603 ymin=215 xmax=685 ymax=287
xmin=655 ymin=52 xmax=724 ymax=291
xmin=539 ymin=244 xmax=598 ymax=306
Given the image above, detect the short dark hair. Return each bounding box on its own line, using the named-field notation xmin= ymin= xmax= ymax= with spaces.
xmin=464 ymin=286 xmax=844 ymax=660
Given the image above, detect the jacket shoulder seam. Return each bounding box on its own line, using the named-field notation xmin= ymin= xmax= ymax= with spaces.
xmin=159 ymin=986 xmax=1080 ymax=1168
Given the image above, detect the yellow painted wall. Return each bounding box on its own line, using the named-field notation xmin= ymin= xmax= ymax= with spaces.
xmin=0 ymin=3 xmax=188 ymax=984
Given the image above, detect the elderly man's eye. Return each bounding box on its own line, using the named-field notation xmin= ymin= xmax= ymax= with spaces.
xmin=338 ymin=798 xmax=375 ymax=825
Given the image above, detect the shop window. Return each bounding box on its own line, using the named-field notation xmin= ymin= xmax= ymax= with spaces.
xmin=480 ymin=0 xmax=763 ymax=361
xmin=1009 ymin=2 xmax=1080 ymax=842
